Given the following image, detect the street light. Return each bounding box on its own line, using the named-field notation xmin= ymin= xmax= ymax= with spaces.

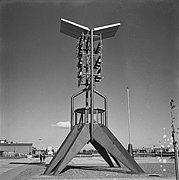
xmin=126 ymin=87 xmax=134 ymax=157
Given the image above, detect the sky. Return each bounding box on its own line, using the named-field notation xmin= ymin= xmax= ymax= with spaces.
xmin=0 ymin=0 xmax=178 ymax=150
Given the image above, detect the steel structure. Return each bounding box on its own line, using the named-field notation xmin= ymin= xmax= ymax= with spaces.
xmin=44 ymin=18 xmax=144 ymax=175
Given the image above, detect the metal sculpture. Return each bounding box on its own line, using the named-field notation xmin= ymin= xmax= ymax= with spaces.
xmin=44 ymin=18 xmax=144 ymax=175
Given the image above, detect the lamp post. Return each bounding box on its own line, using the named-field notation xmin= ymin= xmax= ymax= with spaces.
xmin=127 ymin=87 xmax=134 ymax=157
xmin=170 ymin=99 xmax=178 ymax=180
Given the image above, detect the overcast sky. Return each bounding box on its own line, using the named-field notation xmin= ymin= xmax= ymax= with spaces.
xmin=0 ymin=0 xmax=178 ymax=150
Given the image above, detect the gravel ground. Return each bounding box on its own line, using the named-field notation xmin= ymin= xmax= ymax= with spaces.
xmin=11 ymin=161 xmax=175 ymax=179
xmin=0 ymin=157 xmax=176 ymax=179
xmin=140 ymin=163 xmax=175 ymax=178
xmin=12 ymin=165 xmax=45 ymax=180
xmin=39 ymin=163 xmax=175 ymax=179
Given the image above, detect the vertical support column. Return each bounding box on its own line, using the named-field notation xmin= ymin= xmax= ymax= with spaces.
xmin=84 ymin=108 xmax=87 ymax=124
xmin=75 ymin=112 xmax=77 ymax=125
xmin=71 ymin=96 xmax=74 ymax=130
xmin=96 ymin=110 xmax=99 ymax=124
xmin=105 ymin=98 xmax=108 ymax=127
xmin=71 ymin=89 xmax=86 ymax=130
xmin=101 ymin=112 xmax=103 ymax=125
xmin=90 ymin=29 xmax=94 ymax=141
xmin=85 ymin=90 xmax=89 ymax=124
xmin=86 ymin=90 xmax=89 ymax=107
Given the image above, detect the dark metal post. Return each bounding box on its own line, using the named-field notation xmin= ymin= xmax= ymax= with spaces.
xmin=105 ymin=97 xmax=108 ymax=127
xmin=71 ymin=95 xmax=74 ymax=130
xmin=71 ymin=89 xmax=85 ymax=130
xmin=170 ymin=99 xmax=178 ymax=180
xmin=172 ymin=128 xmax=178 ymax=180
xmin=85 ymin=39 xmax=89 ymax=109
xmin=94 ymin=89 xmax=108 ymax=127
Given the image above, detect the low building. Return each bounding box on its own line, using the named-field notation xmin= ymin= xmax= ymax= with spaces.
xmin=0 ymin=141 xmax=33 ymax=155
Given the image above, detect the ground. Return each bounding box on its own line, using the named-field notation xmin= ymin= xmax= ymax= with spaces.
xmin=0 ymin=156 xmax=176 ymax=180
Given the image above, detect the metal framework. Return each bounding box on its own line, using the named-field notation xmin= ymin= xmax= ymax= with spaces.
xmin=44 ymin=18 xmax=144 ymax=175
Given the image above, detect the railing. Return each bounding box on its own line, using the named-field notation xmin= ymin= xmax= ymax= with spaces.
xmin=71 ymin=88 xmax=108 ymax=130
xmin=74 ymin=108 xmax=105 ymax=128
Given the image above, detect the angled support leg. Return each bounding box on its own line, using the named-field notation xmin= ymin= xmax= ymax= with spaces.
xmin=110 ymin=153 xmax=121 ymax=167
xmin=44 ymin=125 xmax=79 ymax=174
xmin=91 ymin=139 xmax=114 ymax=167
xmin=53 ymin=124 xmax=90 ymax=175
xmin=45 ymin=123 xmax=144 ymax=175
xmin=93 ymin=124 xmax=144 ymax=174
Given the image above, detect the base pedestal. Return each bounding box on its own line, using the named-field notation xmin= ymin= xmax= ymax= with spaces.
xmin=128 ymin=143 xmax=134 ymax=158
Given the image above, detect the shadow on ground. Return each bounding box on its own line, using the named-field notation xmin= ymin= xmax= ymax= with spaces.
xmin=40 ymin=165 xmax=147 ymax=179
xmin=61 ymin=165 xmax=132 ymax=174
xmin=9 ymin=161 xmax=47 ymax=166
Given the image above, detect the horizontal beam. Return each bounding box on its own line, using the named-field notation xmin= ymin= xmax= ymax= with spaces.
xmin=60 ymin=18 xmax=89 ymax=39
xmin=94 ymin=22 xmax=120 ymax=39
xmin=60 ymin=18 xmax=120 ymax=40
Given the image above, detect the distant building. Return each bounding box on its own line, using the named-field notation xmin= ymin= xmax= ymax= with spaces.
xmin=0 ymin=140 xmax=7 ymax=143
xmin=0 ymin=140 xmax=33 ymax=155
xmin=139 ymin=147 xmax=152 ymax=153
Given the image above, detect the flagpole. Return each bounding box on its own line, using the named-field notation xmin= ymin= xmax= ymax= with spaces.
xmin=127 ymin=87 xmax=131 ymax=145
xmin=127 ymin=87 xmax=133 ymax=157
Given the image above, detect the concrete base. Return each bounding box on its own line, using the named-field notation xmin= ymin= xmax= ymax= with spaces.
xmin=128 ymin=143 xmax=134 ymax=158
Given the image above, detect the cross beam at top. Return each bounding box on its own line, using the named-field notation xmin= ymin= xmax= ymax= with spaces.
xmin=60 ymin=18 xmax=120 ymax=40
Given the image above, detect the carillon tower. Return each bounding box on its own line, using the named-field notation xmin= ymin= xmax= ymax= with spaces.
xmin=44 ymin=18 xmax=144 ymax=175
